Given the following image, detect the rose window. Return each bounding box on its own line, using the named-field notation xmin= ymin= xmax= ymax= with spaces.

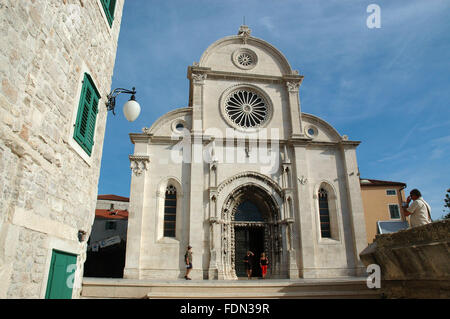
xmin=237 ymin=53 xmax=253 ymax=67
xmin=225 ymin=90 xmax=268 ymax=128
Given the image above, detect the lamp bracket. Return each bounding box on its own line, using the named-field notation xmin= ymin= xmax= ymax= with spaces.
xmin=106 ymin=87 xmax=136 ymax=115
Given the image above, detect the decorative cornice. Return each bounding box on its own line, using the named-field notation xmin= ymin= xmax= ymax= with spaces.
xmin=129 ymin=133 xmax=151 ymax=145
xmin=129 ymin=155 xmax=150 ymax=177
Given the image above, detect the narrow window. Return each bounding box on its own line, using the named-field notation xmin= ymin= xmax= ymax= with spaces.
xmin=105 ymin=221 xmax=117 ymax=230
xmin=164 ymin=185 xmax=177 ymax=237
xmin=386 ymin=189 xmax=397 ymax=196
xmin=318 ymin=188 xmax=331 ymax=238
xmin=74 ymin=73 xmax=100 ymax=156
xmin=100 ymin=0 xmax=117 ymax=27
xmin=389 ymin=204 xmax=400 ymax=219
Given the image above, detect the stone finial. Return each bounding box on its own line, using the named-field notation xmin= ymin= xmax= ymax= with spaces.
xmin=238 ymin=25 xmax=251 ymax=36
xmin=238 ymin=25 xmax=251 ymax=44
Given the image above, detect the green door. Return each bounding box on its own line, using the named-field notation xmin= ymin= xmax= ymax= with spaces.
xmin=45 ymin=250 xmax=78 ymax=299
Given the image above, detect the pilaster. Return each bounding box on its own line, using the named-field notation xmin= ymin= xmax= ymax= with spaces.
xmin=188 ymin=133 xmax=205 ymax=279
xmin=123 ymin=155 xmax=150 ymax=279
xmin=292 ymin=146 xmax=316 ymax=278
xmin=285 ymin=77 xmax=304 ymax=138
xmin=188 ymin=66 xmax=208 ymax=134
xmin=340 ymin=144 xmax=367 ymax=276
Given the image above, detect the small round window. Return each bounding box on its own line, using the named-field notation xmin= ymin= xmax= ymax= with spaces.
xmin=172 ymin=120 xmax=188 ymax=134
xmin=232 ymin=48 xmax=258 ymax=70
xmin=305 ymin=126 xmax=318 ymax=138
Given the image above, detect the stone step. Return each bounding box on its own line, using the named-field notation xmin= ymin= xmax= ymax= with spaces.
xmin=145 ymin=290 xmax=380 ymax=299
xmin=81 ymin=277 xmax=381 ymax=299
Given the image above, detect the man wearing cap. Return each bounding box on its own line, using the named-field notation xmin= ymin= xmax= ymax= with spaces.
xmin=184 ymin=245 xmax=193 ymax=280
xmin=402 ymin=189 xmax=432 ymax=228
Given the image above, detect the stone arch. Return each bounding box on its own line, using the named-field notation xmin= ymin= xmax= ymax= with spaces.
xmin=301 ymin=113 xmax=344 ymax=143
xmin=144 ymin=107 xmax=192 ymax=136
xmin=217 ymin=171 xmax=283 ymax=198
xmin=199 ymin=35 xmax=293 ymax=75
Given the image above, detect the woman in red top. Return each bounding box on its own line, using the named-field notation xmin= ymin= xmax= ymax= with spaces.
xmin=260 ymin=252 xmax=269 ymax=279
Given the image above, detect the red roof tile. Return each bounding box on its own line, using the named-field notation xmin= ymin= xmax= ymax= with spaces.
xmin=97 ymin=194 xmax=129 ymax=202
xmin=360 ymin=178 xmax=406 ymax=187
xmin=95 ymin=209 xmax=129 ymax=220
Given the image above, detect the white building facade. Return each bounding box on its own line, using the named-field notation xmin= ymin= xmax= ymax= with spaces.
xmin=124 ymin=26 xmax=368 ymax=280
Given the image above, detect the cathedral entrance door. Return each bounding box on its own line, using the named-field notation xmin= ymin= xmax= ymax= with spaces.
xmin=234 ymin=226 xmax=265 ymax=278
xmin=220 ymin=184 xmax=282 ymax=280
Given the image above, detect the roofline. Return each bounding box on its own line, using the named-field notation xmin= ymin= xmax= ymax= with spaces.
xmin=199 ymin=35 xmax=294 ymax=75
xmin=97 ymin=194 xmax=130 ymax=202
xmin=360 ymin=178 xmax=407 ymax=187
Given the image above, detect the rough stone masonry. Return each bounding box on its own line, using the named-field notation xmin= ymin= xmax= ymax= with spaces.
xmin=0 ymin=0 xmax=124 ymax=298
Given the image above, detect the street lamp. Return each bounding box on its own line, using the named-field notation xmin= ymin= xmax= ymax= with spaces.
xmin=106 ymin=87 xmax=141 ymax=122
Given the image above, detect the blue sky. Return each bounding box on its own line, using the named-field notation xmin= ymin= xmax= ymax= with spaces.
xmin=98 ymin=0 xmax=450 ymax=220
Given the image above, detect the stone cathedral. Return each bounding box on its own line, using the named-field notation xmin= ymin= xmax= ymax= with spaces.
xmin=124 ymin=26 xmax=368 ymax=280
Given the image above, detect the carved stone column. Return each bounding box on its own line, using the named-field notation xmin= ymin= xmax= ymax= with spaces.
xmin=208 ymin=216 xmax=221 ymax=280
xmin=286 ymin=79 xmax=304 ymax=138
xmin=284 ymin=216 xmax=299 ymax=279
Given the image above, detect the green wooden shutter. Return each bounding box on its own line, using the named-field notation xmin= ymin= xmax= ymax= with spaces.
xmin=84 ymin=93 xmax=98 ymax=154
xmin=74 ymin=73 xmax=101 ymax=156
xmin=101 ymin=0 xmax=116 ymax=27
xmin=109 ymin=0 xmax=117 ymax=19
xmin=45 ymin=250 xmax=78 ymax=299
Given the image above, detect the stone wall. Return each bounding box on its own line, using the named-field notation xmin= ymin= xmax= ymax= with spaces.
xmin=359 ymin=220 xmax=450 ymax=298
xmin=0 ymin=0 xmax=124 ymax=298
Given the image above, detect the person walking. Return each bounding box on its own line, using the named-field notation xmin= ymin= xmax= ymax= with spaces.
xmin=243 ymin=251 xmax=255 ymax=280
xmin=260 ymin=252 xmax=269 ymax=279
xmin=402 ymin=189 xmax=432 ymax=228
xmin=184 ymin=245 xmax=193 ymax=280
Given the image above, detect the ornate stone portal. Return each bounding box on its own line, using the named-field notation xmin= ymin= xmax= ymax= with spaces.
xmin=216 ymin=184 xmax=283 ymax=280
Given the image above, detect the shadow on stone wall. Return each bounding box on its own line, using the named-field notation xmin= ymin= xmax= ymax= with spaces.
xmin=359 ymin=220 xmax=450 ymax=298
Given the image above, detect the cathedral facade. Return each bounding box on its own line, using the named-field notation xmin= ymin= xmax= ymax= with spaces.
xmin=124 ymin=26 xmax=368 ymax=280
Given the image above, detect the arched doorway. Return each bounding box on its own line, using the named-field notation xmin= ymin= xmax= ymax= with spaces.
xmin=234 ymin=200 xmax=265 ymax=277
xmin=220 ymin=184 xmax=282 ymax=280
